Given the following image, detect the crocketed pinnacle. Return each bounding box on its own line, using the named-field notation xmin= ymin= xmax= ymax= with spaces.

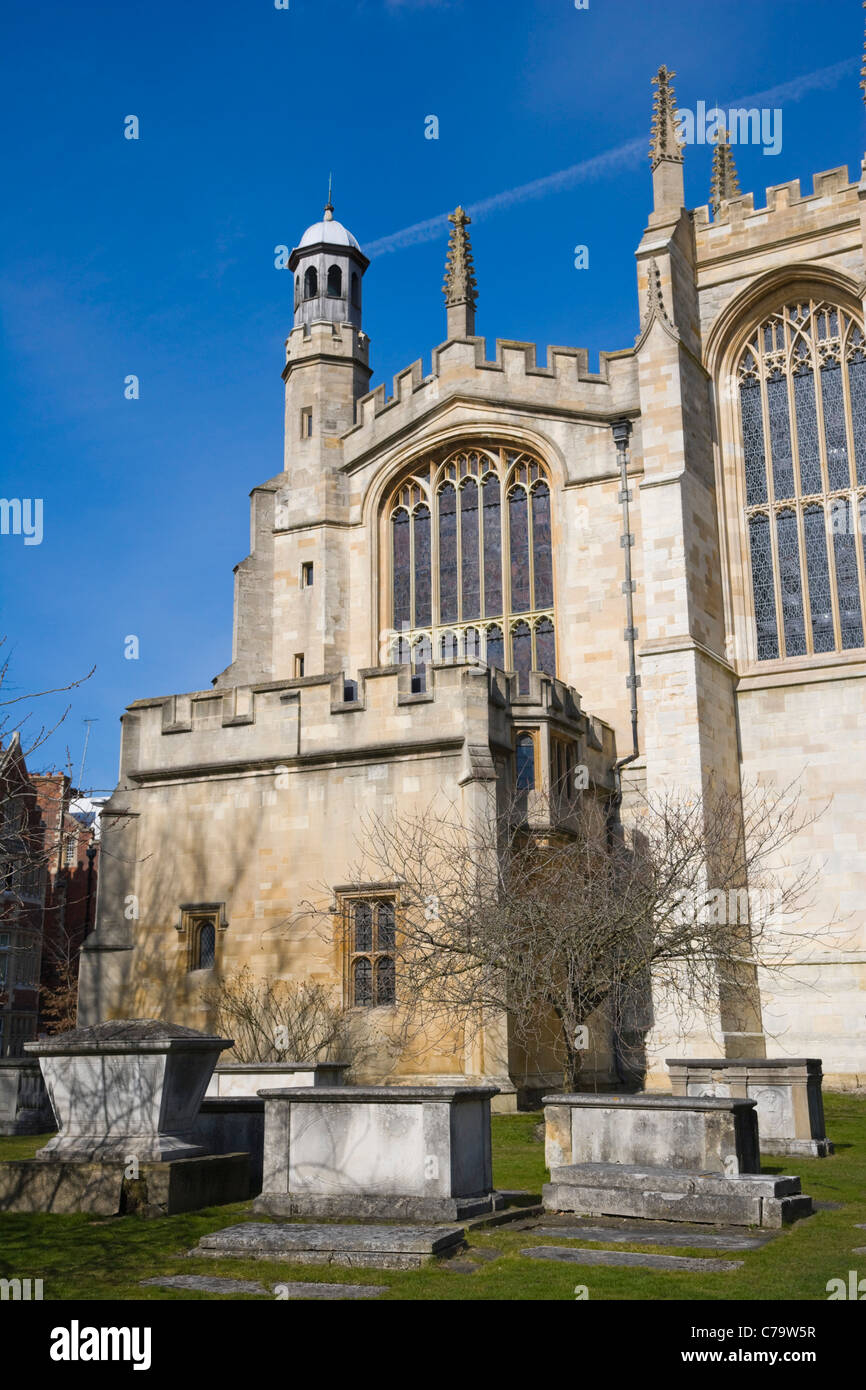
xmin=709 ymin=126 xmax=741 ymax=214
xmin=442 ymin=206 xmax=478 ymax=307
xmin=650 ymin=65 xmax=684 ymax=168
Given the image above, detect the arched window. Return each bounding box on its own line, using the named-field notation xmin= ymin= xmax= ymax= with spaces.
xmin=515 ymin=732 xmax=536 ymax=791
xmin=327 ymin=264 xmax=342 ymax=297
xmin=351 ymin=272 xmax=361 ymax=308
xmin=737 ymin=300 xmax=866 ymax=660
xmin=193 ymin=919 xmax=215 ymax=971
xmin=303 ymin=266 xmax=318 ymax=299
xmin=294 ymin=276 xmax=300 ymax=310
xmin=387 ymin=445 xmax=556 ymax=677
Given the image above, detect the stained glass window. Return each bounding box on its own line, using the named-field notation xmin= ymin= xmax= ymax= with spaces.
xmin=848 ymin=353 xmax=866 ymax=485
xmin=536 ymin=618 xmax=556 ymax=678
xmin=486 ymin=624 xmax=504 ymax=670
xmin=513 ymin=620 xmax=532 ymax=692
xmin=833 ymin=527 xmax=864 ymax=649
xmin=413 ymin=505 xmax=431 ymax=627
xmin=438 ymin=485 xmax=458 ymax=622
xmin=738 ymin=301 xmax=866 ymax=660
xmin=509 ymin=488 xmax=530 ymax=613
xmin=441 ymin=631 xmax=458 ymax=661
xmin=748 ymin=514 xmax=778 ymax=660
xmin=387 ymin=445 xmax=556 ymax=678
xmin=803 ymin=506 xmax=834 ymax=654
xmin=793 ymin=365 xmax=821 ymax=495
xmin=460 ymin=479 xmax=481 ymax=620
xmin=820 ymin=361 xmax=850 ymax=491
xmin=776 ymin=509 xmax=806 ymax=657
xmin=482 ymin=475 xmax=502 ymax=616
xmin=515 ymin=733 xmax=535 ymax=792
xmin=392 ymin=510 xmax=410 ymax=629
xmin=767 ymin=372 xmax=795 ymax=499
xmin=740 ymin=377 xmax=767 ymax=506
xmin=531 ymin=483 xmax=553 ymax=608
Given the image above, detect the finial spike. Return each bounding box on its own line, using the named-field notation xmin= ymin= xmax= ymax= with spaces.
xmin=650 ymin=64 xmax=684 ymax=168
xmin=324 ymin=172 xmax=334 ymax=220
xmin=709 ymin=125 xmax=741 ymax=215
xmin=443 ymin=206 xmax=478 ymax=308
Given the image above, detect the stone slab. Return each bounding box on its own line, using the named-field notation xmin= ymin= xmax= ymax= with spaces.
xmin=529 ymin=1223 xmax=772 ymax=1251
xmin=254 ymin=1191 xmax=502 ymax=1221
xmin=521 ymin=1246 xmax=744 ymax=1273
xmin=141 ymin=1275 xmax=268 ymax=1295
xmin=270 ymin=1281 xmax=387 ymax=1299
xmin=0 ymin=1152 xmax=249 ymax=1216
xmin=141 ymin=1273 xmax=387 ymax=1299
xmin=543 ymin=1163 xmax=812 ymax=1229
xmin=192 ymin=1221 xmax=465 ymax=1270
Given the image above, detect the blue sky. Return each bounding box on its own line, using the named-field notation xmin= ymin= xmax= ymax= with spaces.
xmin=2 ymin=0 xmax=865 ymax=793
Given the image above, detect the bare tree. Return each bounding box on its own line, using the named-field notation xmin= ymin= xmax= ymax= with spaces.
xmin=309 ymin=776 xmax=832 ymax=1090
xmin=200 ymin=965 xmax=399 ymax=1078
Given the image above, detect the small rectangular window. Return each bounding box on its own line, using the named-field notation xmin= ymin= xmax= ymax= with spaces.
xmin=301 ymin=562 xmax=314 ymax=588
xmin=294 ymin=654 xmax=305 ymax=678
xmin=300 ymin=407 xmax=313 ymax=439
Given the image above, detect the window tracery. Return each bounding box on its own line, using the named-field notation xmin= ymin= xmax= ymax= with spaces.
xmin=737 ymin=299 xmax=866 ymax=660
xmin=386 ymin=445 xmax=556 ymax=683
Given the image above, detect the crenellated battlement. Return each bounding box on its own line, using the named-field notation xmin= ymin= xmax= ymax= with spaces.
xmin=694 ymin=164 xmax=861 ymax=258
xmin=342 ymin=335 xmax=638 ymax=462
xmin=119 ymin=661 xmax=614 ymax=787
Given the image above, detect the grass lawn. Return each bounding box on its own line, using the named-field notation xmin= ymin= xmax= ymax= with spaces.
xmin=0 ymin=1094 xmax=864 ymax=1301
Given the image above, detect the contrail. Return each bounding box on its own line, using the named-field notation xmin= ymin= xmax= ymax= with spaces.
xmin=365 ymin=56 xmax=858 ymax=259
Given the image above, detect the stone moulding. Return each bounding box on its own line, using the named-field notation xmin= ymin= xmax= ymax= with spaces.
xmin=254 ymin=1083 xmax=502 ymax=1221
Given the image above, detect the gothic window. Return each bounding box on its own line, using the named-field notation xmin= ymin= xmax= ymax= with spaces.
xmin=345 ymin=898 xmax=396 ymax=1007
xmin=736 ymin=300 xmax=866 ymax=659
xmin=351 ymin=272 xmax=361 ymax=308
xmin=386 ymin=445 xmax=556 ymax=676
xmin=326 ymin=264 xmax=342 ymax=297
xmin=190 ymin=917 xmax=216 ymax=971
xmin=304 ymin=266 xmax=318 ymax=298
xmin=515 ymin=732 xmax=536 ymax=792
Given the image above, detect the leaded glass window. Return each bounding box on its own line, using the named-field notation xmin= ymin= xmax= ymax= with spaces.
xmin=387 ymin=445 xmax=556 ymax=677
xmin=346 ymin=897 xmax=397 ymax=1008
xmin=736 ymin=300 xmax=866 ymax=659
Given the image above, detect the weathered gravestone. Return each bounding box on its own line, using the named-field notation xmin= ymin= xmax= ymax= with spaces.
xmin=254 ymin=1083 xmax=503 ymax=1220
xmin=666 ymin=1057 xmax=833 ymax=1157
xmin=0 ymin=1020 xmax=249 ymax=1215
xmin=542 ymin=1093 xmax=813 ymax=1228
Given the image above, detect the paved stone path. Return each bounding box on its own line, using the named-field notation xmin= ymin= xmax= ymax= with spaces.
xmin=521 ymin=1246 xmax=743 ymax=1273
